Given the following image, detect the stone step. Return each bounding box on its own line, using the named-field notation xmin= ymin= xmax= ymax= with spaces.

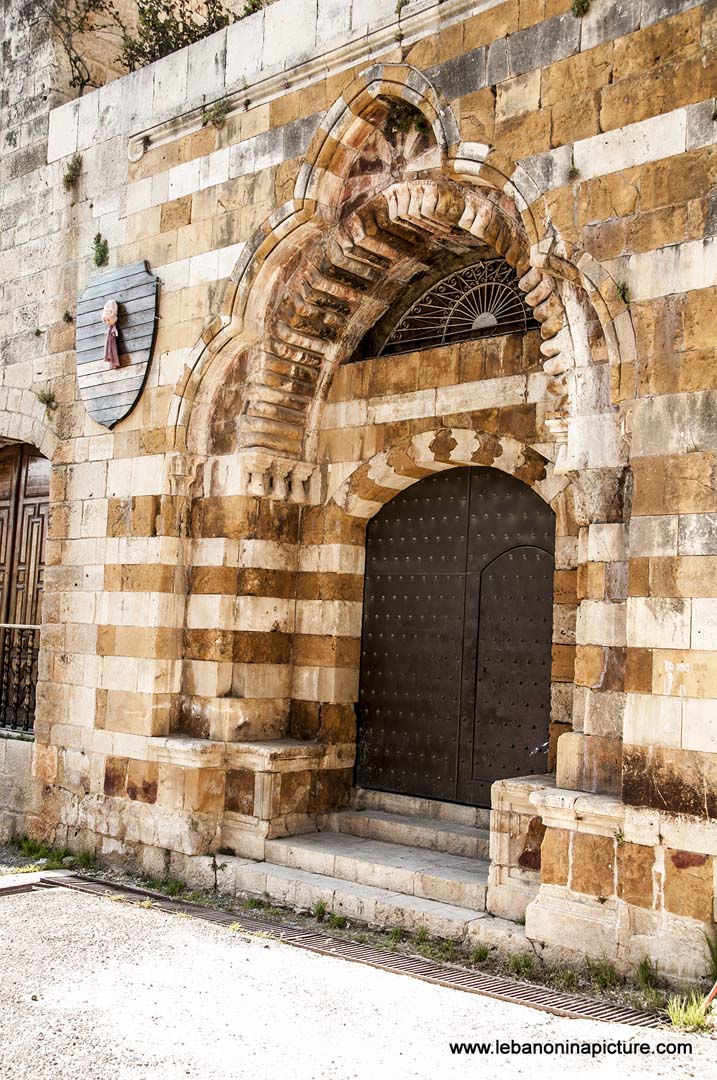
xmin=234 ymin=858 xmax=485 ymax=940
xmin=264 ymin=831 xmax=489 ymax=910
xmin=352 ymin=787 xmax=491 ymax=830
xmin=329 ymin=808 xmax=490 ymax=860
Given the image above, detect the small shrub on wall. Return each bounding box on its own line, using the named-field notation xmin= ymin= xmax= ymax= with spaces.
xmin=28 ymin=0 xmax=234 ymax=94
xmin=119 ymin=0 xmax=230 ymax=70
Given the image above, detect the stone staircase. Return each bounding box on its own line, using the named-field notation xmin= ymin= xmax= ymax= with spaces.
xmin=234 ymin=789 xmax=493 ymax=939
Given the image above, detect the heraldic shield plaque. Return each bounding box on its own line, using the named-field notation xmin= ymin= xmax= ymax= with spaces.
xmin=75 ymin=260 xmax=159 ymax=428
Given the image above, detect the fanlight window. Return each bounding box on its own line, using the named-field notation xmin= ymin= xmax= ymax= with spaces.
xmin=378 ymin=259 xmax=538 ymax=357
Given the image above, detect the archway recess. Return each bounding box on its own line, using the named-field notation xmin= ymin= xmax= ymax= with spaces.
xmin=171 ymin=60 xmax=641 ymax=495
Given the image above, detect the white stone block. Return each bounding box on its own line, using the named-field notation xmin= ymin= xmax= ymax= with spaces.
xmin=576 ymin=600 xmax=626 ymax=646
xmin=129 ymin=455 xmax=165 ymax=496
xmin=627 ymin=237 xmax=717 ymax=302
xmin=153 ymin=48 xmax=189 ymax=124
xmin=679 ymin=514 xmax=717 ymax=556
xmin=264 ymin=0 xmax=317 ymax=69
xmin=188 ymin=28 xmax=227 ymax=104
xmin=126 ymin=178 xmax=154 ymax=217
xmin=692 ymin=599 xmax=717 ymax=649
xmin=97 ymin=78 xmax=123 ymax=142
xmin=189 ymin=249 xmax=220 ymax=286
xmin=627 ymin=597 xmax=691 ymax=649
xmin=121 ymin=63 xmax=156 ymax=133
xmin=624 ymin=693 xmax=681 ymax=749
xmin=587 ymin=523 xmax=626 ymax=563
xmin=682 ymin=697 xmax=717 ymax=754
xmin=225 ymin=10 xmax=265 ymax=92
xmin=217 ymin=242 xmax=245 ymax=278
xmin=199 ymin=148 xmax=230 ymax=191
xmin=573 ymin=107 xmax=686 ymax=181
xmin=167 ymin=159 xmax=201 ymax=201
xmin=629 ymin=515 xmax=678 ymax=557
xmin=156 ymin=258 xmax=191 ymax=293
xmin=47 ymin=99 xmax=80 ymax=163
xmin=350 ymin=0 xmax=395 ymax=32
xmin=234 ymin=596 xmax=294 ymax=634
xmin=317 ymin=0 xmax=352 ymax=46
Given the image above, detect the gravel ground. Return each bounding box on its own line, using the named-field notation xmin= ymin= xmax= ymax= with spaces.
xmin=0 ymin=887 xmax=715 ymax=1080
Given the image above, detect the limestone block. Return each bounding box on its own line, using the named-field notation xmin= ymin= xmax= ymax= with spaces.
xmin=188 ymin=27 xmax=227 ymax=104
xmin=588 ymin=523 xmax=627 ymax=563
xmin=551 ymin=681 xmax=573 ymax=725
xmin=627 ymin=596 xmax=691 ymax=649
xmin=629 ymin=515 xmax=679 ymax=557
xmin=692 ymin=599 xmax=717 ymax=649
xmin=316 ymin=0 xmax=352 ymax=46
xmin=525 ymin=890 xmax=622 ymax=963
xmin=555 ymin=731 xmax=583 ymax=788
xmin=264 ymin=0 xmax=317 ymax=69
xmin=664 ymin=847 xmax=714 ymax=923
xmin=578 ymin=689 xmax=626 ymax=738
xmin=576 ymin=600 xmax=626 ymax=647
xmin=225 ymin=10 xmax=265 ymax=91
xmin=47 ymin=98 xmax=80 ymax=163
xmin=682 ymin=697 xmax=717 ymax=754
xmin=506 ymin=12 xmax=579 ymax=79
xmin=580 ymin=0 xmax=639 ymax=51
xmin=571 ymin=831 xmax=615 ymax=897
xmin=432 ymin=47 xmax=487 ymax=101
xmin=152 ymin=47 xmax=189 ymax=125
xmin=624 ymin=692 xmax=682 ymax=748
xmin=679 ymin=514 xmax=717 ymax=556
xmin=573 ymin=107 xmax=686 ymax=181
xmin=540 ymin=827 xmax=569 ymax=886
xmin=626 ymin=909 xmax=711 ymax=981
xmin=616 ymin=842 xmax=656 ymax=909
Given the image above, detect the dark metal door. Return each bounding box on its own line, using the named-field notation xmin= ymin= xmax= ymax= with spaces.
xmin=357 ymin=466 xmax=554 ymax=807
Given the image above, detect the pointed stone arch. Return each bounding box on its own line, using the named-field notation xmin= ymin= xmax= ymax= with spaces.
xmin=169 ymin=61 xmax=634 ymax=492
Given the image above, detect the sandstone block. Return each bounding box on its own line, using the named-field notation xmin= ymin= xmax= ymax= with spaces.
xmin=664 ymin=848 xmax=714 ymax=922
xmin=570 ymin=832 xmax=615 ymax=898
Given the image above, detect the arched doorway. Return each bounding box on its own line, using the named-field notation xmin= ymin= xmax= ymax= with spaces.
xmin=356 ymin=466 xmax=555 ymax=807
xmin=0 ymin=444 xmax=50 ymax=733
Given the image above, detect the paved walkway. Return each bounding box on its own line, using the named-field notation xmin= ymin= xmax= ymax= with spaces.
xmin=0 ymin=886 xmax=714 ymax=1079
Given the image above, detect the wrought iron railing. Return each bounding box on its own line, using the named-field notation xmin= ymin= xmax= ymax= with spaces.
xmin=0 ymin=623 xmax=39 ymax=735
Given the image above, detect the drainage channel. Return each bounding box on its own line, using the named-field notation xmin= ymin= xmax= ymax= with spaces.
xmin=41 ymin=874 xmax=663 ymax=1029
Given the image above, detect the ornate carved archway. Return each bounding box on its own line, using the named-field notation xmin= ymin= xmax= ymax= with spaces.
xmin=170 ymin=61 xmax=633 ymax=498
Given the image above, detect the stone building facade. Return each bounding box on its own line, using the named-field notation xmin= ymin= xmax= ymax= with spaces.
xmin=1 ymin=0 xmax=716 ymax=979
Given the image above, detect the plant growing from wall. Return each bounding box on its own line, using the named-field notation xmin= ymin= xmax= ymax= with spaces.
xmin=382 ymin=98 xmax=430 ymax=137
xmin=572 ymin=0 xmax=590 ymax=16
xmin=92 ymin=232 xmax=109 ymax=266
xmin=118 ymin=0 xmax=230 ymax=70
xmin=616 ymin=282 xmax=630 ymax=306
xmin=62 ymin=152 xmax=83 ymax=191
xmin=202 ymin=97 xmax=231 ymax=129
xmin=36 ymin=388 xmax=59 ymax=416
xmin=28 ymin=0 xmax=232 ymax=94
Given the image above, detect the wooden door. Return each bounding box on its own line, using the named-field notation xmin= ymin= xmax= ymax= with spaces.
xmin=0 ymin=445 xmax=50 ymax=731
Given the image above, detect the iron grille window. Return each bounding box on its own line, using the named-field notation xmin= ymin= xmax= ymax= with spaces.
xmin=378 ymin=259 xmax=538 ymax=357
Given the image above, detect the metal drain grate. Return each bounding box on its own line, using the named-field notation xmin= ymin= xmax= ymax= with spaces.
xmin=44 ymin=875 xmax=663 ymax=1029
